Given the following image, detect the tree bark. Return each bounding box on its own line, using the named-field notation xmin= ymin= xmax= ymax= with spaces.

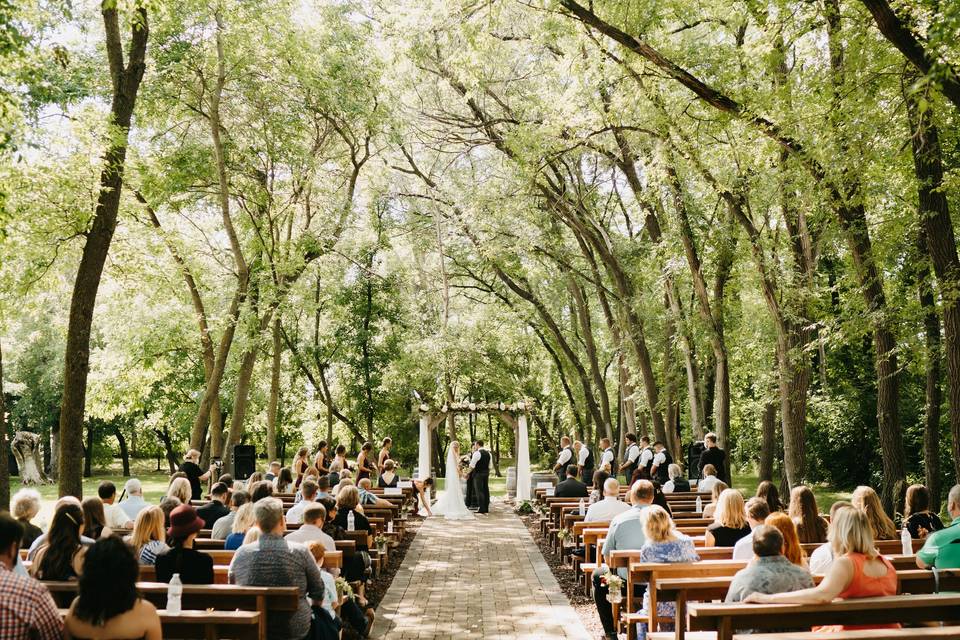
xmin=58 ymin=2 xmax=148 ymax=498
xmin=114 ymin=424 xmax=129 ymax=477
xmin=759 ymin=400 xmax=777 ymax=482
xmin=905 ymin=81 xmax=960 ymax=485
xmin=567 ymin=278 xmax=615 ymax=442
xmin=266 ymin=316 xmax=282 ymax=461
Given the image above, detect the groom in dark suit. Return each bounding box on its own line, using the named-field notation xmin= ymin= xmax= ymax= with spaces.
xmin=469 ymin=440 xmax=491 ymax=514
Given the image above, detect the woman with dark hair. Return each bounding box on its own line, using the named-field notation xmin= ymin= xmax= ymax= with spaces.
xmin=356 ymin=442 xmax=375 ymax=481
xmin=652 ymin=482 xmax=674 ymax=517
xmin=31 ymin=503 xmax=86 ymax=580
xmin=64 ymin=537 xmax=162 ymax=639
xmin=314 ymin=441 xmax=330 ymax=475
xmin=903 ymin=484 xmax=944 ymax=539
xmin=276 ymin=467 xmax=295 ymax=494
xmin=81 ymin=497 xmax=111 ymax=540
xmin=589 ymin=470 xmax=610 ymax=504
xmin=377 ymin=438 xmax=393 ymax=473
xmin=155 ymin=505 xmax=213 ymax=584
xmin=249 ymin=481 xmax=274 ymax=502
xmin=756 ymin=480 xmax=785 ymax=514
xmin=293 ymin=446 xmax=310 ymax=488
xmin=789 ymin=485 xmax=829 ymax=544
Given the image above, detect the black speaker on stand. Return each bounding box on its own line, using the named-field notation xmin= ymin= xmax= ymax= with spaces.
xmin=233 ymin=445 xmax=256 ymax=480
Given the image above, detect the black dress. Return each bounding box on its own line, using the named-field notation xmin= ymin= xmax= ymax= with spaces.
xmin=906 ymin=511 xmax=945 ymax=539
xmin=155 ymin=546 xmax=214 ymax=584
xmin=377 ymin=473 xmax=398 ymax=488
xmin=180 ymin=461 xmax=204 ymax=501
xmin=20 ymin=520 xmax=42 ymax=548
xmin=707 ymin=522 xmax=752 ymax=547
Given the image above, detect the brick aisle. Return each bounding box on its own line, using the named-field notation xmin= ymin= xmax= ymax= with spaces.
xmin=369 ymin=499 xmax=592 ymax=639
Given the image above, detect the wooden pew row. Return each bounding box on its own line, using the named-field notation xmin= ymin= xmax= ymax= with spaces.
xmin=737 ymin=628 xmax=960 ymax=640
xmin=58 ymin=609 xmax=260 ymax=640
xmin=44 ymin=581 xmax=299 ymax=640
xmin=689 ymin=593 xmax=960 ymax=640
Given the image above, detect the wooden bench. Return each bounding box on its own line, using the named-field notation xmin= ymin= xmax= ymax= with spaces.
xmin=738 ymin=628 xmax=960 ymax=640
xmin=59 ymin=609 xmax=260 ymax=640
xmin=44 ymin=582 xmax=299 ymax=640
xmin=688 ymin=594 xmax=960 ymax=640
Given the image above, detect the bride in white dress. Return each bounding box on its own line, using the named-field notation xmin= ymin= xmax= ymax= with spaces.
xmin=430 ymin=441 xmax=475 ymax=520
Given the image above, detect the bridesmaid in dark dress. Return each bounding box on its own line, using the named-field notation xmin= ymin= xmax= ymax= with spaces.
xmin=314 ymin=441 xmax=330 ymax=476
xmin=377 ymin=437 xmax=393 ymax=474
xmin=356 ymin=442 xmax=375 ymax=481
xmin=293 ymin=446 xmax=310 ymax=488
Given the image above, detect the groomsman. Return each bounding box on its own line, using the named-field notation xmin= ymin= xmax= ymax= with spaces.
xmin=469 ymin=440 xmax=491 ymax=514
xmin=598 ymin=437 xmax=615 ymax=473
xmin=553 ymin=436 xmax=575 ymax=483
xmin=574 ymin=440 xmax=594 ymax=485
xmin=638 ymin=436 xmax=654 ymax=475
xmin=618 ymin=433 xmax=641 ymax=482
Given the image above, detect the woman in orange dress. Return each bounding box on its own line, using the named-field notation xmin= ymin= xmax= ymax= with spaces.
xmin=743 ymin=506 xmax=898 ymax=632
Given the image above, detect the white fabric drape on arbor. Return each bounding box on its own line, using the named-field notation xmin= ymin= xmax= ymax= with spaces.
xmin=418 ymin=413 xmax=431 ymax=504
xmin=516 ymin=413 xmax=531 ymax=501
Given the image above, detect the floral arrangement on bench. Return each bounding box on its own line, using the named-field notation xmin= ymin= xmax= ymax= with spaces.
xmin=600 ymin=572 xmax=623 ymax=603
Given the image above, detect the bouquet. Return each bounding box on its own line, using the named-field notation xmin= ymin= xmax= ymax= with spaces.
xmin=600 ymin=572 xmax=623 ymax=603
xmin=515 ymin=500 xmax=534 ymax=515
xmin=557 ymin=528 xmax=572 ymax=542
xmin=335 ymin=577 xmax=355 ymax=600
xmin=374 ymin=534 xmax=389 ymax=549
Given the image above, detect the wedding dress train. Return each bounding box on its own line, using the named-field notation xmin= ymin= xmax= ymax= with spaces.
xmin=431 ymin=447 xmax=475 ymax=520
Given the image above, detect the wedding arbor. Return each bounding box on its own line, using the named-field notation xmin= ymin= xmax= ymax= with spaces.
xmin=417 ymin=400 xmax=533 ymax=501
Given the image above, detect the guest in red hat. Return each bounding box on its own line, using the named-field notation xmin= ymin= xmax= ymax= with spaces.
xmin=155 ymin=504 xmax=213 ymax=584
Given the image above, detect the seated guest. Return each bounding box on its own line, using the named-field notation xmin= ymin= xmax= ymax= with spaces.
xmin=11 ymin=489 xmax=43 ymax=548
xmin=242 ymin=526 xmax=262 ymax=546
xmin=327 ymin=460 xmax=343 ymax=488
xmin=725 ymin=525 xmax=813 ymax=602
xmin=81 ymin=497 xmax=112 ymax=540
xmin=766 ymin=512 xmax=807 ymax=567
xmin=158 ymin=496 xmax=181 ymax=528
xmin=155 ymin=505 xmax=213 ymax=584
xmin=744 ymin=508 xmax=899 ymax=633
xmin=334 ymin=477 xmax=355 ymax=497
xmin=334 ymin=486 xmax=372 ymax=549
xmin=166 ymin=477 xmax=192 ymax=505
xmin=662 ymin=464 xmax=689 ymax=493
xmin=265 ymin=461 xmax=281 ymax=482
xmin=245 ymin=472 xmax=264 ymax=491
xmin=705 ymin=489 xmax=751 ymax=547
xmin=196 ymin=482 xmax=231 ymax=530
xmin=917 ymin=484 xmax=960 ymax=569
xmin=358 ymin=478 xmax=392 ymax=507
xmin=378 ymin=460 xmax=399 ymax=488
xmin=98 ymin=481 xmax=134 ymax=529
xmin=698 ymin=463 xmax=720 ymax=493
xmin=733 ymin=498 xmax=771 ymax=561
xmin=276 ymin=467 xmax=295 ymax=494
xmin=119 ymin=478 xmax=149 ymax=522
xmin=555 ymin=464 xmax=589 ymax=498
xmin=126 ymin=506 xmax=169 ymax=565
xmin=809 ymin=501 xmax=853 ymax=574
xmin=315 ymin=476 xmax=332 ymax=500
xmin=629 ymin=466 xmax=652 ymax=485
xmin=702 ymin=480 xmax=728 ymax=519
xmin=633 ymin=505 xmax=699 ymax=640
xmin=586 ymin=478 xmax=630 ymax=522
xmin=652 ymin=482 xmax=672 ymax=516
xmin=286 ymin=505 xmax=336 ymax=553
xmin=305 ymin=541 xmax=374 ymax=638
xmin=852 ymin=485 xmax=897 ymax=540
xmin=756 ymin=480 xmax=785 ymax=513
xmin=589 ymin=470 xmax=610 ymax=504
xmin=31 ymin=502 xmax=86 ymax=580
xmin=225 ymin=503 xmax=257 ymax=551
xmin=64 ymin=537 xmax=162 ymax=640
xmin=319 ymin=497 xmax=367 ymax=582
xmin=593 ymin=480 xmax=654 ymax=640
xmin=212 ymin=490 xmax=249 ymax=540
xmin=287 ymin=478 xmax=321 ymax=524
xmin=789 ymin=485 xmax=829 ymax=544
xmin=0 ymin=513 xmax=64 ymax=639
xmin=904 ymin=483 xmax=944 ymax=539
xmin=249 ymin=480 xmax=274 ymax=503
xmin=28 ymin=497 xmax=96 ymax=560
xmin=229 ymin=498 xmax=325 ymax=640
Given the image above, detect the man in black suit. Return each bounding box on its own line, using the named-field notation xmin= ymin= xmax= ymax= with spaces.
xmin=468 ymin=440 xmax=491 ymax=514
xmin=554 ymin=464 xmax=589 ymax=498
xmin=698 ymin=432 xmax=728 ymax=485
xmin=196 ymin=482 xmax=231 ymax=529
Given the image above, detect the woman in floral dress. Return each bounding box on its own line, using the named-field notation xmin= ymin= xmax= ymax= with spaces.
xmin=634 ymin=505 xmax=700 ymax=640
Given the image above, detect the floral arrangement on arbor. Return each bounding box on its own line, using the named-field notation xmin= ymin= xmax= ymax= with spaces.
xmin=418 ymin=398 xmax=535 ymax=413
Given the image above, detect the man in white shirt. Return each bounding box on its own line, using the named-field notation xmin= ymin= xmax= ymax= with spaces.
xmin=118 ymin=478 xmax=149 ymax=522
xmin=286 ymin=478 xmax=321 ymax=524
xmin=637 ymin=436 xmax=654 ymax=474
xmin=618 ymin=433 xmax=641 ymax=482
xmin=98 ymin=481 xmax=133 ymax=529
xmin=284 ymin=504 xmax=338 ymax=576
xmin=598 ymin=437 xmax=615 ymax=473
xmin=553 ymin=436 xmax=575 ymax=482
xmin=732 ymin=498 xmax=771 ymax=560
xmin=574 ymin=440 xmax=594 ymax=484
xmin=698 ymin=464 xmax=720 ymax=493
xmin=585 ymin=478 xmax=630 ymax=522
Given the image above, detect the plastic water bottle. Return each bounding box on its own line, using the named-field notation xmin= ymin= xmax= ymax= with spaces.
xmin=347 ymin=510 xmax=355 ymax=532
xmin=901 ymin=526 xmax=912 ymax=555
xmin=695 ymin=496 xmax=703 ymax=514
xmin=387 ymin=520 xmax=394 ymax=534
xmin=579 ymin=498 xmax=585 ymax=516
xmin=167 ymin=573 xmax=183 ymax=614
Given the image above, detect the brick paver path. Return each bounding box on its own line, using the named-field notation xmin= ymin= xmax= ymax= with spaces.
xmin=370 ymin=499 xmax=592 ymax=639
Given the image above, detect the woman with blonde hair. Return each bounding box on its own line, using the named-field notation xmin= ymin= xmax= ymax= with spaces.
xmin=765 ymin=512 xmax=807 ymax=567
xmin=127 ymin=506 xmax=169 ymax=565
xmin=702 ymin=480 xmax=729 ymax=519
xmin=744 ymin=508 xmax=898 ymax=632
xmin=705 ymin=489 xmax=750 ymax=547
xmin=633 ymin=505 xmax=699 ymax=639
xmin=167 ymin=477 xmax=192 ymax=505
xmin=225 ymin=503 xmax=257 ymax=551
xmin=789 ymin=485 xmax=829 ymax=544
xmin=851 ymin=486 xmax=897 ymax=540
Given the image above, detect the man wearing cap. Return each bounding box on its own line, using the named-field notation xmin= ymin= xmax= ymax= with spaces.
xmin=155 ymin=504 xmax=214 ymax=584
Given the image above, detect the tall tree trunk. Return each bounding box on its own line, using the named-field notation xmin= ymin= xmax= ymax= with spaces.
xmin=0 ymin=340 xmax=9 ymax=510
xmin=266 ymin=316 xmax=282 ymax=461
xmin=58 ymin=2 xmax=149 ymax=498
xmin=568 ymin=278 xmax=614 ymax=442
xmin=114 ymin=424 xmax=130 ymax=477
xmin=917 ymin=236 xmax=942 ymax=507
xmin=224 ymin=346 xmax=260 ymax=474
xmin=905 ymin=80 xmax=960 ymax=485
xmin=759 ymin=401 xmax=777 ymax=482
xmin=83 ymin=423 xmax=95 ymax=478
